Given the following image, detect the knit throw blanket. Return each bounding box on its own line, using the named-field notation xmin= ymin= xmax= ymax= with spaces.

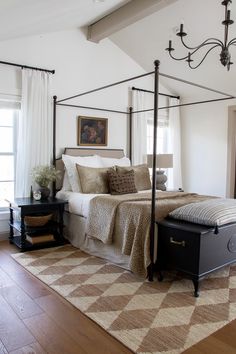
xmin=86 ymin=192 xmax=213 ymax=276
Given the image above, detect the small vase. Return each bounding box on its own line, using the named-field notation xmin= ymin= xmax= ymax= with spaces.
xmin=38 ymin=186 xmax=50 ymax=199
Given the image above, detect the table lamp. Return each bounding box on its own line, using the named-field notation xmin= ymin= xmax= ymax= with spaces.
xmin=147 ymin=154 xmax=173 ymax=191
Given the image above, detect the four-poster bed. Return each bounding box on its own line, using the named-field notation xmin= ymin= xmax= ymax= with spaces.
xmin=52 ymin=60 xmax=236 ymax=295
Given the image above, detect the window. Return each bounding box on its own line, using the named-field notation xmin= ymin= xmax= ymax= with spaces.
xmin=0 ymin=108 xmax=19 ymax=209
xmin=147 ymin=110 xmax=169 ymax=154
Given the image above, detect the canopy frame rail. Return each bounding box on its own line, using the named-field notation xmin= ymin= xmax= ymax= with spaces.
xmin=56 ymin=103 xmax=128 ymax=115
xmin=132 ymin=96 xmax=236 ymax=114
xmin=56 ymin=71 xmax=154 ymax=104
xmin=159 ymin=72 xmax=235 ymax=98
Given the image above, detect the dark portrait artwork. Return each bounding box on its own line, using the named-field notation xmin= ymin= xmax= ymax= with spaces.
xmin=77 ymin=116 xmax=108 ymax=146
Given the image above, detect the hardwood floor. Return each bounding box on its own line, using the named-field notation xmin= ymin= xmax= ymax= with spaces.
xmin=1 ymin=239 xmax=236 ymax=353
xmin=0 ymin=240 xmax=132 ymax=354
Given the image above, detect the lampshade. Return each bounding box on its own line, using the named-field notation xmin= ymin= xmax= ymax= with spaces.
xmin=147 ymin=154 xmax=173 ymax=169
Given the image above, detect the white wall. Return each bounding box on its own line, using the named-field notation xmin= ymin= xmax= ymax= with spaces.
xmin=181 ymin=99 xmax=236 ymax=197
xmin=0 ymin=28 xmax=168 ymax=157
xmin=0 ymin=29 xmax=143 ymax=154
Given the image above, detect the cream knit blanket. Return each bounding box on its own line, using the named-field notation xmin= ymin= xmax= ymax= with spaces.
xmin=86 ymin=191 xmax=213 ymax=276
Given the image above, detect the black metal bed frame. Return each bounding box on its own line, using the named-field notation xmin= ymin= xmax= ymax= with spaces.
xmin=52 ymin=59 xmax=236 ymax=281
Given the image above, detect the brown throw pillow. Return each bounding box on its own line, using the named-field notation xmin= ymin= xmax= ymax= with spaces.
xmin=76 ymin=164 xmax=111 ymax=194
xmin=116 ymin=164 xmax=151 ymax=191
xmin=107 ymin=169 xmax=137 ymax=195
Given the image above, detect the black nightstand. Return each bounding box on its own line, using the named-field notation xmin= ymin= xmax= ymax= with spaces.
xmin=9 ymin=197 xmax=68 ymax=251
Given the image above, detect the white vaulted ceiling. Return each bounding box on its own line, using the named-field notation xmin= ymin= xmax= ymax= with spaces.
xmin=0 ymin=0 xmax=235 ymax=98
xmin=0 ymin=0 xmax=129 ymax=41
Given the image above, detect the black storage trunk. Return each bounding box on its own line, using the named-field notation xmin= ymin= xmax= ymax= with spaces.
xmin=157 ymin=218 xmax=236 ymax=296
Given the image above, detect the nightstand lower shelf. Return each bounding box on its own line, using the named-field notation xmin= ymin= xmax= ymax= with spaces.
xmin=10 ymin=235 xmax=66 ymax=251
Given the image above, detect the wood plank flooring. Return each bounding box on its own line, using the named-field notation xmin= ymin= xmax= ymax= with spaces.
xmin=0 ymin=241 xmax=132 ymax=354
xmin=1 ymin=239 xmax=236 ymax=353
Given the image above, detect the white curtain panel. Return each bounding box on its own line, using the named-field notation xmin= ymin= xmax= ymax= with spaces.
xmin=167 ymin=98 xmax=183 ymax=189
xmin=132 ymin=90 xmax=148 ymax=165
xmin=15 ymin=69 xmax=52 ymax=197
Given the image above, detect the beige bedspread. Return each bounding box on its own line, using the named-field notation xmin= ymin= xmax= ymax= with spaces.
xmin=86 ymin=191 xmax=213 ymax=276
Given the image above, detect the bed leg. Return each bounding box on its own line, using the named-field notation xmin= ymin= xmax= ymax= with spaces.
xmin=147 ymin=264 xmax=154 ymax=281
xmin=157 ymin=271 xmax=163 ymax=282
xmin=193 ymin=279 xmax=200 ymax=297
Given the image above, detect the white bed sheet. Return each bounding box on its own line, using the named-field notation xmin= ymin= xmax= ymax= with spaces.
xmin=56 ymin=189 xmax=152 ymax=218
xmin=56 ymin=190 xmax=106 ymax=217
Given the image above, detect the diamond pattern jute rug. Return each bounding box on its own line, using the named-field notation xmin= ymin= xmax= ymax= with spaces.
xmin=12 ymin=245 xmax=236 ymax=354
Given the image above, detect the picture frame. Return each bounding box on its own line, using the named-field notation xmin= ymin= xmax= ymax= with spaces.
xmin=77 ymin=116 xmax=108 ymax=146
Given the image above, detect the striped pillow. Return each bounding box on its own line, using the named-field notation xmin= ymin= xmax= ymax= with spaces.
xmin=169 ymin=199 xmax=236 ymax=227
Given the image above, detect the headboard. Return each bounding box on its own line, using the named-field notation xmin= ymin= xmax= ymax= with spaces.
xmin=56 ymin=148 xmax=125 ymax=191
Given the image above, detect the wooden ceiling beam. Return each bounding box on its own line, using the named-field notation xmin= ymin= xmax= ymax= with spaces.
xmin=87 ymin=0 xmax=178 ymax=43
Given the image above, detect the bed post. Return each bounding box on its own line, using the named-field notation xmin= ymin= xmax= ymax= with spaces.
xmin=52 ymin=95 xmax=57 ymax=197
xmin=148 ymin=60 xmax=160 ymax=281
xmin=129 ymin=106 xmax=133 ymax=162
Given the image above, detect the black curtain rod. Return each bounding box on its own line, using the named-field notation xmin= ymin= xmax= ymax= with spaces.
xmin=56 ymin=103 xmax=127 ymax=115
xmin=132 ymin=96 xmax=235 ymax=114
xmin=0 ymin=60 xmax=55 ymax=74
xmin=132 ymin=86 xmax=180 ymax=99
xmin=57 ymin=71 xmax=154 ymax=103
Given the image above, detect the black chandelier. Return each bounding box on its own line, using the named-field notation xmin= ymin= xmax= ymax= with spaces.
xmin=166 ymin=0 xmax=236 ymax=70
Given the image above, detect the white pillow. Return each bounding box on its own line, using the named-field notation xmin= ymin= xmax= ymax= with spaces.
xmin=100 ymin=156 xmax=131 ymax=168
xmin=62 ymin=154 xmax=103 ymax=192
xmin=61 ymin=170 xmax=72 ymax=191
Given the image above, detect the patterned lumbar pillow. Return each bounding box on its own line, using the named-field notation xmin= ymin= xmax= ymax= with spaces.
xmin=116 ymin=164 xmax=151 ymax=191
xmin=107 ymin=169 xmax=137 ymax=195
xmin=169 ymin=198 xmax=236 ymax=229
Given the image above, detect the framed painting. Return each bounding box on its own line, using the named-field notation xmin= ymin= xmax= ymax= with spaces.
xmin=77 ymin=116 xmax=108 ymax=146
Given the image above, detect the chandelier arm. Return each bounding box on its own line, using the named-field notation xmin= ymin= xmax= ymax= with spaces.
xmin=180 ymin=36 xmax=223 ymax=50
xmin=169 ymin=51 xmax=189 ymax=61
xmin=188 ymin=45 xmax=220 ymax=69
xmin=228 ymin=38 xmax=236 ymax=46
xmin=190 ymin=43 xmax=222 ymax=57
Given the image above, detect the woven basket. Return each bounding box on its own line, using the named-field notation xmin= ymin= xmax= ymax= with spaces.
xmin=24 ymin=213 xmax=53 ymax=227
